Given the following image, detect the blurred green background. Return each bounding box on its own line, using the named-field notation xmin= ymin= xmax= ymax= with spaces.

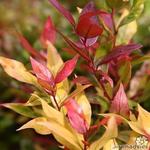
xmin=0 ymin=0 xmax=150 ymax=150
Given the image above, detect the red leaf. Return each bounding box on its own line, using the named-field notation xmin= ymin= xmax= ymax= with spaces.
xmin=30 ymin=57 xmax=55 ymax=93
xmin=73 ymin=76 xmax=90 ymax=85
xmin=99 ymin=12 xmax=113 ymax=31
xmin=98 ymin=70 xmax=113 ymax=87
xmin=18 ymin=34 xmax=46 ymax=61
xmin=63 ymin=47 xmax=77 ymax=56
xmin=58 ymin=31 xmax=90 ymax=61
xmin=100 ymin=43 xmax=143 ymax=65
xmin=64 ymin=98 xmax=89 ymax=134
xmin=80 ymin=36 xmax=99 ymax=47
xmin=110 ymin=83 xmax=129 ymax=117
xmin=48 ymin=0 xmax=75 ymax=26
xmin=80 ymin=1 xmax=95 ymax=15
xmin=76 ymin=12 xmax=103 ymax=38
xmin=40 ymin=16 xmax=56 ymax=47
xmin=77 ymin=2 xmax=101 ymax=47
xmin=55 ymin=55 xmax=78 ymax=83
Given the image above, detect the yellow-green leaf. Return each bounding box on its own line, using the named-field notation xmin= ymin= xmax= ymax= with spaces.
xmin=120 ymin=0 xmax=144 ymax=26
xmin=128 ymin=104 xmax=150 ymax=135
xmin=75 ymin=84 xmax=91 ymax=125
xmin=17 ymin=117 xmax=51 ymax=135
xmin=117 ymin=20 xmax=137 ymax=45
xmin=26 ymin=92 xmax=51 ymax=106
xmin=47 ymin=42 xmax=69 ymax=98
xmin=61 ymin=84 xmax=91 ymax=106
xmin=39 ymin=121 xmax=83 ymax=150
xmin=103 ymin=139 xmax=119 ymax=150
xmin=47 ymin=42 xmax=63 ymax=76
xmin=0 ymin=56 xmax=37 ymax=85
xmin=89 ymin=116 xmax=118 ymax=150
xmin=3 ymin=103 xmax=40 ymax=118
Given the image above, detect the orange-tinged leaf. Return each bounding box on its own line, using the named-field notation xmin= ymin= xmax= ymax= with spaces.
xmin=17 ymin=117 xmax=51 ymax=135
xmin=0 ymin=56 xmax=38 ymax=85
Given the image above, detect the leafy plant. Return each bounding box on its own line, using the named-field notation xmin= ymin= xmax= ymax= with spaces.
xmin=1 ymin=0 xmax=150 ymax=150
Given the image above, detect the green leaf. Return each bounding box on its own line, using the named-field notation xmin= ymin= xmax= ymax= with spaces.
xmin=116 ymin=20 xmax=137 ymax=45
xmin=3 ymin=103 xmax=40 ymax=118
xmin=118 ymin=60 xmax=131 ymax=87
xmin=120 ymin=0 xmax=144 ymax=26
xmin=132 ymin=54 xmax=150 ymax=66
xmin=26 ymin=92 xmax=51 ymax=106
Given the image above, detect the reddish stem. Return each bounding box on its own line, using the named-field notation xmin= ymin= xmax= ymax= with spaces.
xmin=52 ymin=93 xmax=60 ymax=111
xmin=111 ymin=8 xmax=118 ymax=48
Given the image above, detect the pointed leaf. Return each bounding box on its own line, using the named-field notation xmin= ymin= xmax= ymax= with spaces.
xmin=32 ymin=94 xmax=64 ymax=125
xmin=129 ymin=105 xmax=150 ymax=135
xmin=100 ymin=43 xmax=142 ymax=65
xmin=61 ymin=84 xmax=91 ymax=106
xmin=73 ymin=76 xmax=90 ymax=85
xmin=46 ymin=42 xmax=69 ymax=100
xmin=103 ymin=139 xmax=119 ymax=150
xmin=55 ymin=55 xmax=78 ymax=83
xmin=17 ymin=117 xmax=51 ymax=135
xmin=40 ymin=16 xmax=56 ymax=47
xmin=75 ymin=84 xmax=92 ymax=125
xmin=110 ymin=83 xmax=129 ymax=117
xmin=18 ymin=34 xmax=46 ymax=60
xmin=118 ymin=59 xmax=131 ymax=87
xmin=76 ymin=12 xmax=103 ymax=38
xmin=39 ymin=121 xmax=83 ymax=150
xmin=57 ymin=31 xmax=90 ymax=61
xmin=89 ymin=116 xmax=118 ymax=150
xmin=3 ymin=103 xmax=40 ymax=118
xmin=48 ymin=0 xmax=75 ymax=26
xmin=34 ymin=95 xmax=84 ymax=149
xmin=30 ymin=57 xmax=55 ymax=93
xmin=26 ymin=93 xmax=51 ymax=106
xmin=64 ymin=98 xmax=89 ymax=134
xmin=120 ymin=0 xmax=144 ymax=26
xmin=0 ymin=56 xmax=37 ymax=85
xmin=47 ymin=42 xmax=63 ymax=75
xmin=99 ymin=11 xmax=113 ymax=31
